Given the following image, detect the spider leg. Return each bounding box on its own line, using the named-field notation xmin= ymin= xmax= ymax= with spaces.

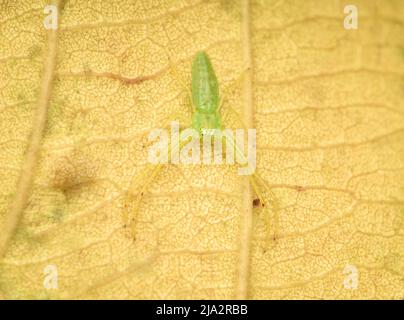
xmin=166 ymin=54 xmax=195 ymax=115
xmin=221 ymin=125 xmax=280 ymax=248
xmin=124 ymin=129 xmax=191 ymax=239
xmin=124 ymin=52 xmax=197 ymax=239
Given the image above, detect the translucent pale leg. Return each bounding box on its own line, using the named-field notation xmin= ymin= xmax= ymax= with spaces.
xmin=124 ymin=130 xmax=191 ymax=239
xmin=166 ymin=54 xmax=195 ymax=115
xmin=250 ymin=171 xmax=280 ymax=247
xmin=126 ymin=105 xmax=188 ymax=196
xmin=218 ymin=69 xmax=281 ymax=246
xmin=218 ymin=72 xmax=279 ymax=246
xmin=222 ymin=134 xmax=280 ymax=247
xmin=123 ymin=57 xmax=195 ymax=239
xmin=125 ymin=58 xmax=190 ymax=191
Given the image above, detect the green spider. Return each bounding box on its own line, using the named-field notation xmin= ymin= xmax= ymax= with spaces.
xmin=123 ymin=51 xmax=280 ymax=247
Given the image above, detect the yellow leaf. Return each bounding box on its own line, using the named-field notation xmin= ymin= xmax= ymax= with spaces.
xmin=0 ymin=0 xmax=403 ymax=299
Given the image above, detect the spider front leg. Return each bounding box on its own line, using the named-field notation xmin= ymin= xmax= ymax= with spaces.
xmin=220 ymin=116 xmax=280 ymax=248
xmin=165 ymin=54 xmax=195 ymax=115
xmin=123 ymin=56 xmax=195 ymax=239
xmin=123 ymin=162 xmax=165 ymax=239
xmin=218 ymin=68 xmax=280 ymax=246
xmin=123 ymin=126 xmax=191 ymax=240
xmin=249 ymin=171 xmax=280 ymax=246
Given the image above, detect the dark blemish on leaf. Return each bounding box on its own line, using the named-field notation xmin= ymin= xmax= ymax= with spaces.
xmin=253 ymin=198 xmax=265 ymax=208
xmin=295 ymin=185 xmax=305 ymax=192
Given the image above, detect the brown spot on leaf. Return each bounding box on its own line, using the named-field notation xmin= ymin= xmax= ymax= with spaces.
xmin=253 ymin=198 xmax=265 ymax=208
